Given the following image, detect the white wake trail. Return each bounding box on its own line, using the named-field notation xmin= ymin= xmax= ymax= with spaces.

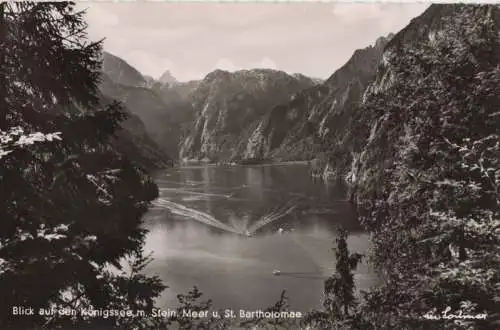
xmin=246 ymin=204 xmax=298 ymax=235
xmin=152 ymin=197 xmax=304 ymax=237
xmin=152 ymin=198 xmax=242 ymax=235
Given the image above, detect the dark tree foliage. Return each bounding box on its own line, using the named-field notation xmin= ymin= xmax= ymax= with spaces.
xmin=0 ymin=2 xmax=166 ymax=329
xmin=324 ymin=228 xmax=363 ymax=318
xmin=345 ymin=5 xmax=500 ymax=329
xmin=301 ymin=228 xmax=363 ymax=329
xmin=163 ymin=287 xmax=231 ymax=330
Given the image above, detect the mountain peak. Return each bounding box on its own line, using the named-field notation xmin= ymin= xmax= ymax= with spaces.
xmin=158 ymin=70 xmax=177 ymax=84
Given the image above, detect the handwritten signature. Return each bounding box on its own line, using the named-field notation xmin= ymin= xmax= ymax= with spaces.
xmin=423 ymin=306 xmax=487 ymax=320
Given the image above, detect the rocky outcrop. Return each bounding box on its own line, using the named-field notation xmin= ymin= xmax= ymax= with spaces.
xmin=243 ymin=35 xmax=392 ymax=166
xmin=179 ymin=69 xmax=316 ymax=162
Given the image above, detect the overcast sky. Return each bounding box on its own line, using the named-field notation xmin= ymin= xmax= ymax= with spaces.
xmin=77 ymin=1 xmax=429 ymax=82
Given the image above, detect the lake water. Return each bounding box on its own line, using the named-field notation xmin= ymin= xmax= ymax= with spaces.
xmin=142 ymin=164 xmax=379 ymax=313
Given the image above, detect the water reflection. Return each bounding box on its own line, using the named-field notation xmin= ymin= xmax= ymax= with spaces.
xmin=244 ymin=166 xmax=265 ymax=201
xmin=201 ymin=166 xmax=213 ymax=215
xmin=144 ymin=164 xmax=378 ymax=312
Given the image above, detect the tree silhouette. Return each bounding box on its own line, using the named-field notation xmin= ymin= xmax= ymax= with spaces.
xmin=0 ymin=2 xmax=165 ymax=328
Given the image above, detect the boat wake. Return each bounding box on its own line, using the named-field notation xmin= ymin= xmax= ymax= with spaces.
xmin=151 ymin=197 xmax=302 ymax=237
xmin=245 ymin=198 xmax=301 ymax=235
xmin=152 ymin=198 xmax=241 ymax=234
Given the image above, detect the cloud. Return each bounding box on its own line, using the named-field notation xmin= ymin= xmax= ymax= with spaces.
xmin=211 ymin=57 xmax=278 ymax=74
xmin=213 ymin=58 xmax=241 ymax=72
xmin=81 ymin=4 xmax=119 ymax=28
xmin=79 ymin=2 xmax=429 ymax=81
xmin=254 ymin=57 xmax=278 ymax=70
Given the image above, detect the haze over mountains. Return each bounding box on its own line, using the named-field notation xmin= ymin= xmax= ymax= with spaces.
xmin=98 ymin=33 xmax=391 ymax=168
xmin=97 ymin=3 xmax=483 ymax=185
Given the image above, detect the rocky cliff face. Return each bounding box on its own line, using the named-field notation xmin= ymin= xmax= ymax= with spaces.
xmin=243 ymin=35 xmax=392 ymax=165
xmin=179 ymin=69 xmax=316 ymax=162
xmin=345 ymin=4 xmax=500 ymax=202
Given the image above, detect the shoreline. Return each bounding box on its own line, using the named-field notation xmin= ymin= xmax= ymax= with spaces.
xmin=172 ymin=160 xmax=310 ymax=168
